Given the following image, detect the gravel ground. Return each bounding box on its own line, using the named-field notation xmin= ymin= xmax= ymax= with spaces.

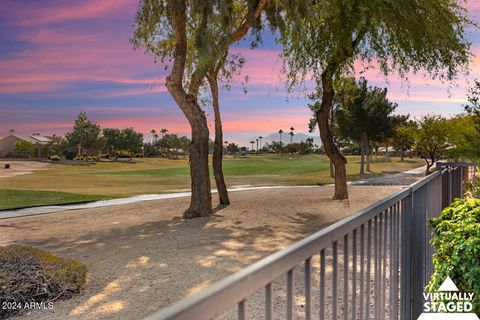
xmin=1 ymin=185 xmax=402 ymax=320
xmin=0 ymin=160 xmax=52 ymax=178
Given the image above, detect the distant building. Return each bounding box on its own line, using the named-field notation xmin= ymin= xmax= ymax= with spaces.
xmin=0 ymin=133 xmax=52 ymax=158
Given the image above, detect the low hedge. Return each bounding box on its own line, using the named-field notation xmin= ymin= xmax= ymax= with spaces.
xmin=0 ymin=245 xmax=87 ymax=318
xmin=428 ymin=198 xmax=480 ymax=315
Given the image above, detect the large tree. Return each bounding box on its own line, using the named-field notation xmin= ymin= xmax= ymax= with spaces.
xmin=103 ymin=128 xmax=144 ymax=154
xmin=445 ymin=114 xmax=480 ymax=161
xmin=415 ymin=115 xmax=451 ymax=175
xmin=276 ymin=0 xmax=472 ymax=199
xmin=393 ymin=119 xmax=418 ymax=161
xmin=335 ymin=77 xmax=398 ymax=175
xmin=65 ymin=112 xmax=103 ymax=156
xmin=132 ymin=0 xmax=266 ymax=218
xmin=462 ymin=79 xmax=480 ymax=159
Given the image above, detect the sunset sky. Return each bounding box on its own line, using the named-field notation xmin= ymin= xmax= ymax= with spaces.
xmin=1 ymin=0 xmax=480 ymax=146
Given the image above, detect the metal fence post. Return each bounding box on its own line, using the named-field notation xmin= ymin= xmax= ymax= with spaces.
xmin=449 ymin=168 xmax=453 ymax=204
xmin=400 ymin=193 xmax=413 ymax=320
xmin=410 ymin=185 xmax=427 ymax=319
xmin=441 ymin=169 xmax=449 ymax=209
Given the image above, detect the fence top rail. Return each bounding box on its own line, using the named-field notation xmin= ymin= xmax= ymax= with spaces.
xmin=436 ymin=162 xmax=480 ymax=168
xmin=409 ymin=169 xmax=443 ymax=191
xmin=145 ymin=178 xmax=430 ymax=320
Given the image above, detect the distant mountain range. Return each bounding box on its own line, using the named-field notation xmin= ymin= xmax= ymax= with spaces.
xmin=247 ymin=132 xmax=322 ymax=147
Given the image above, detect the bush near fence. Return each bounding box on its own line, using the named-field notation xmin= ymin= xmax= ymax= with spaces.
xmin=428 ymin=198 xmax=480 ymax=315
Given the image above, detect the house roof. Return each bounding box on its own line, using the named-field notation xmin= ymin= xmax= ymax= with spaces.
xmin=9 ymin=134 xmax=52 ymax=144
xmin=30 ymin=135 xmax=52 ymax=143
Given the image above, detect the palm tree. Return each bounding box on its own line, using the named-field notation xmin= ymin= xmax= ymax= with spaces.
xmin=278 ymin=129 xmax=284 ymax=144
xmin=249 ymin=140 xmax=255 ymax=151
xmin=289 ymin=127 xmax=295 ymax=156
xmin=8 ymin=129 xmax=15 ymax=135
xmin=150 ymin=129 xmax=157 ymax=142
xmin=258 ymin=136 xmax=263 ymax=150
xmin=256 ymin=138 xmax=259 ymax=152
xmin=160 ymin=128 xmax=168 ymax=138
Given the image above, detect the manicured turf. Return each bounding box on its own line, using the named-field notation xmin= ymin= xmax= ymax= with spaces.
xmin=0 ymin=189 xmax=114 ymax=210
xmin=0 ymin=155 xmax=424 ymax=209
xmin=97 ymin=155 xmax=331 ymax=176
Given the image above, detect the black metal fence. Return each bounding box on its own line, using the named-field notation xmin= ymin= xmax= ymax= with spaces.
xmin=146 ymin=163 xmax=478 ymax=320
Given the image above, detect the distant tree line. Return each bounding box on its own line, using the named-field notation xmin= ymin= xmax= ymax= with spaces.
xmin=144 ymin=131 xmax=191 ymax=159
xmin=30 ymin=112 xmax=191 ymax=161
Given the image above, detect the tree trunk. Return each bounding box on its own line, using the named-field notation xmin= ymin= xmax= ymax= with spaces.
xmin=183 ymin=108 xmax=212 ymax=218
xmin=329 ymin=160 xmax=335 ymax=178
xmin=384 ymin=145 xmax=389 ymax=162
xmin=360 ymin=135 xmax=367 ymax=175
xmin=400 ymin=146 xmax=404 ymax=161
xmin=366 ymin=144 xmax=371 ymax=172
xmin=425 ymin=159 xmax=432 ymax=176
xmin=207 ymin=73 xmax=230 ymax=205
xmin=164 ymin=3 xmax=212 ymax=218
xmin=316 ymin=68 xmax=348 ymax=200
xmin=182 ymin=103 xmax=212 ymax=218
xmin=360 ymin=145 xmax=365 ymax=175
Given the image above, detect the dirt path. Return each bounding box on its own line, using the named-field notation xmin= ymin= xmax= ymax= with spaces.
xmin=1 ymin=185 xmax=402 ymax=320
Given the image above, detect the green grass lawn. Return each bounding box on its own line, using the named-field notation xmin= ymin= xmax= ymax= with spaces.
xmin=0 ymin=190 xmax=114 ymax=210
xmin=0 ymin=154 xmax=423 ymax=210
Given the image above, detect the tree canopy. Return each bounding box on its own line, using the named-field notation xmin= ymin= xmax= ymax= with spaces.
xmin=414 ymin=115 xmax=451 ymax=174
xmin=132 ymin=0 xmax=265 ymax=97
xmin=65 ymin=112 xmax=102 ymax=152
xmin=277 ymin=0 xmax=472 ymax=88
xmin=335 ymin=77 xmax=398 ymax=146
xmin=103 ymin=128 xmax=144 ymax=154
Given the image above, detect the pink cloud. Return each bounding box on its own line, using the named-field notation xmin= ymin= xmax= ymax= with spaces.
xmin=2 ymin=0 xmax=135 ymax=26
xmin=1 ymin=0 xmax=480 ymax=140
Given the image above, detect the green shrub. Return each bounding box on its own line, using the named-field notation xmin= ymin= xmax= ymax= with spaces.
xmin=13 ymin=141 xmax=35 ymax=158
xmin=49 ymin=155 xmax=60 ymax=161
xmin=116 ymin=150 xmax=133 ymax=158
xmin=428 ymin=198 xmax=480 ymax=315
xmin=0 ymin=245 xmax=87 ymax=319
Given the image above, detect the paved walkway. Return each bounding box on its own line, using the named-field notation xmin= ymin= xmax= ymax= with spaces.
xmin=350 ymin=165 xmax=426 ymax=186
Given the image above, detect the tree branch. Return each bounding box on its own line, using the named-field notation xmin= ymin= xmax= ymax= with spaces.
xmin=166 ymin=0 xmax=187 ymax=88
xmin=187 ymin=0 xmax=267 ymax=96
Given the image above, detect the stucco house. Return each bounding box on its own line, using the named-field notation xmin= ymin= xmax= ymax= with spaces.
xmin=0 ymin=133 xmax=52 ymax=158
